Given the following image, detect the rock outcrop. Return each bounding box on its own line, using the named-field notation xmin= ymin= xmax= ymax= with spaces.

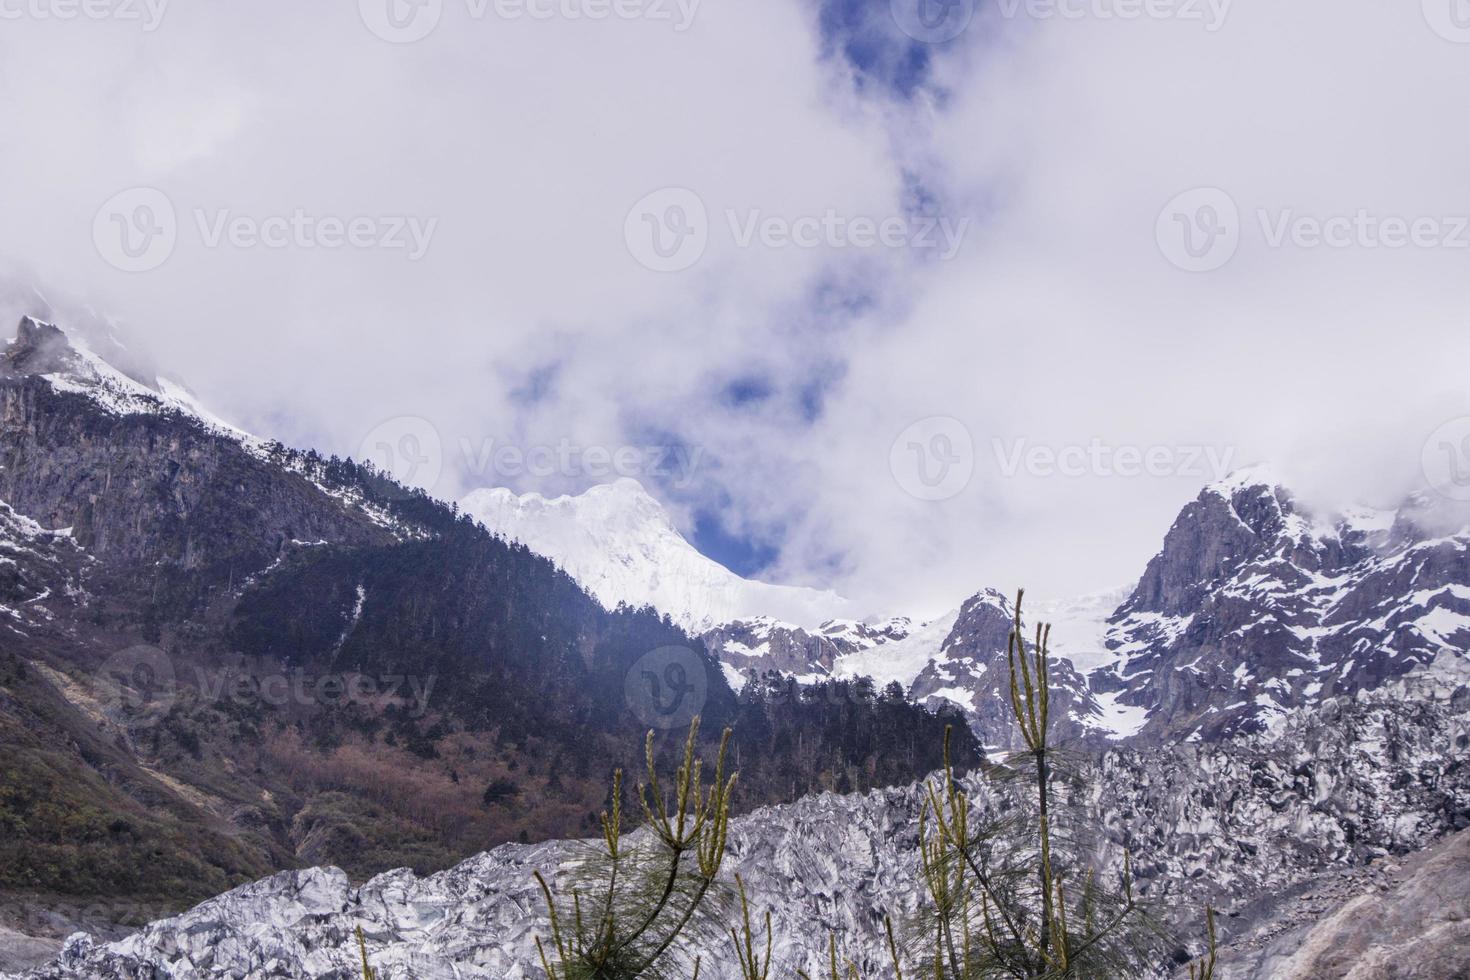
xmin=1215 ymin=827 xmax=1470 ymax=980
xmin=1094 ymin=469 xmax=1470 ymax=743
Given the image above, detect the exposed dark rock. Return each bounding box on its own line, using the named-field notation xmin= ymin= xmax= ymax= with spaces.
xmin=1094 ymin=470 xmax=1470 ymax=743
xmin=704 ymin=616 xmax=910 ymax=677
xmin=910 ymin=588 xmax=1105 ymax=750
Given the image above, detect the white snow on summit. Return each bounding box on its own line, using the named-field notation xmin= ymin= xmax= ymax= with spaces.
xmin=459 ymin=479 xmax=863 ymax=632
xmin=14 ymin=316 xmax=261 ymax=446
xmin=831 ymin=609 xmax=958 ymax=690
xmin=1030 ymin=585 xmax=1135 ymax=674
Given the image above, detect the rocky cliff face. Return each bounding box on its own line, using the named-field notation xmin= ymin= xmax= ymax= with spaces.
xmin=1213 ymin=826 xmax=1470 ymax=980
xmin=905 ymin=588 xmax=1106 ymax=750
xmin=16 ymin=655 xmax=1466 ymax=980
xmin=1094 ymin=469 xmax=1470 ymax=743
xmin=0 ymin=317 xmax=398 ymax=611
xmin=707 ymin=472 xmax=1469 ymax=754
xmin=0 ymin=498 xmax=85 ymax=633
xmin=704 ymin=616 xmax=911 ymax=679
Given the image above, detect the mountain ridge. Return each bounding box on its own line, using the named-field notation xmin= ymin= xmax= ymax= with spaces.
xmin=0 ymin=316 xmax=977 ymax=935
xmin=473 ymin=467 xmax=1469 ymax=750
xmin=1094 ymin=469 xmax=1470 ymax=742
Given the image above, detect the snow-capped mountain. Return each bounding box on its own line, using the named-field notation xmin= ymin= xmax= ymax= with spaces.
xmin=452 ymin=470 xmax=1125 ymax=749
xmin=2 ymin=315 xmax=248 ymax=440
xmin=455 ymin=477 xmax=1134 ymax=745
xmin=460 ymin=461 xmax=1470 ymax=753
xmin=1 ymin=316 xmax=410 ymax=540
xmin=459 ymin=480 xmax=865 ymax=632
xmin=907 ymin=588 xmax=1108 ymax=749
xmin=827 ymin=588 xmax=1138 ymax=749
xmin=713 ymin=469 xmax=1469 ymax=751
xmin=18 ymin=653 xmax=1468 ymax=980
xmin=710 ymin=590 xmax=1139 ymax=750
xmin=1092 ymin=467 xmax=1470 ymax=743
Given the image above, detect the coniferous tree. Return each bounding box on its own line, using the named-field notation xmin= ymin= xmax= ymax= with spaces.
xmin=356 ymin=925 xmax=377 ymax=979
xmin=535 ymin=718 xmax=738 ymax=979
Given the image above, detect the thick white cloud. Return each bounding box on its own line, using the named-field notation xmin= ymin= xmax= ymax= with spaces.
xmin=798 ymin=0 xmax=1470 ymax=612
xmin=0 ymin=0 xmax=899 ymax=445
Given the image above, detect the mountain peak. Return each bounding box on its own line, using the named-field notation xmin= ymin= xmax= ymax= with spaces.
xmin=459 ymin=480 xmax=863 ymax=631
xmin=1100 ymin=464 xmax=1470 ymax=742
xmin=595 ymin=475 xmax=657 ymax=497
xmin=3 ymin=316 xmax=78 ymax=377
xmin=16 ymin=313 xmax=60 ymax=344
xmin=462 ymin=478 xmax=679 ymax=542
xmin=571 ymin=478 xmax=675 ymax=524
xmin=2 ymin=314 xmax=258 ymax=449
xmin=4 ymin=314 xmax=155 ymax=396
xmin=473 ymin=476 xmax=654 ymax=506
xmin=1206 ymin=464 xmax=1285 ymax=497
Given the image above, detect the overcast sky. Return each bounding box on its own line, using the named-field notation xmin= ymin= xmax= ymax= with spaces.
xmin=2 ymin=0 xmax=1469 ymax=618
